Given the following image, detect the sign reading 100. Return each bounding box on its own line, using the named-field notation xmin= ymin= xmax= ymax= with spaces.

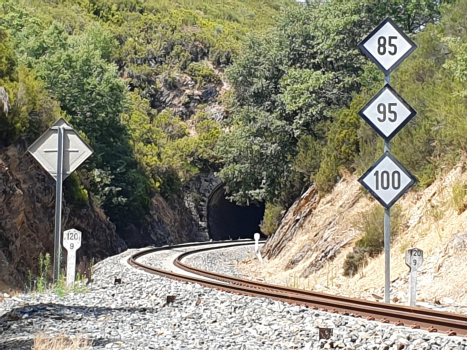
xmin=358 ymin=153 xmax=416 ymax=208
xmin=373 ymin=170 xmax=401 ymax=190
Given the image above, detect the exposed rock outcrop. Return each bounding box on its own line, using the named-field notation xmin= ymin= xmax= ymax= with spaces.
xmin=0 ymin=145 xmax=125 ymax=291
xmin=260 ymin=176 xmax=365 ymax=278
xmin=118 ymin=192 xmax=201 ymax=248
xmin=183 ymin=172 xmax=222 ymax=241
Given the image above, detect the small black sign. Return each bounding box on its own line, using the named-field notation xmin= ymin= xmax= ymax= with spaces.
xmin=318 ymin=328 xmax=333 ymax=340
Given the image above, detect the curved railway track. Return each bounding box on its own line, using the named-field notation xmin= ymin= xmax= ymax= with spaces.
xmin=129 ymin=241 xmax=467 ymax=337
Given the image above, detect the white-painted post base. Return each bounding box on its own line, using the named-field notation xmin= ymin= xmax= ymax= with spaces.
xmin=66 ymin=251 xmax=76 ymax=286
xmin=253 ymin=233 xmax=260 ymax=253
xmin=63 ymin=228 xmax=82 ymax=287
xmin=253 ymin=233 xmax=263 ymax=263
xmin=405 ymin=248 xmax=423 ymax=307
xmin=408 ymin=268 xmax=418 ymax=307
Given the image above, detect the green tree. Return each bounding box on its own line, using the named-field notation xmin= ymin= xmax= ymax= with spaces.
xmin=16 ymin=21 xmax=150 ymax=226
xmin=0 ymin=28 xmax=59 ymax=145
xmin=220 ymin=1 xmax=410 ymax=204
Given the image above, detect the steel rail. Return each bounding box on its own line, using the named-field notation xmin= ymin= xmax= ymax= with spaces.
xmin=129 ymin=241 xmax=467 ymax=337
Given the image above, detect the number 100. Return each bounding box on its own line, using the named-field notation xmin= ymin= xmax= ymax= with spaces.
xmin=374 ymin=170 xmax=400 ymax=190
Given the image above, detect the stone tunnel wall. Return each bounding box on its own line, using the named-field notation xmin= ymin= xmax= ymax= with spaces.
xmin=183 ymin=172 xmax=222 ymax=241
xmin=183 ymin=172 xmax=265 ymax=241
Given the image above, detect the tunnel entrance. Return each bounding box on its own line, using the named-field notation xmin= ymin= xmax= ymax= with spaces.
xmin=207 ymin=185 xmax=265 ymax=241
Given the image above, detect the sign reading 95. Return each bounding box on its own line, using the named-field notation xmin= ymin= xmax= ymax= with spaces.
xmin=359 ymin=152 xmax=416 ymax=209
xmin=63 ymin=228 xmax=81 ymax=251
xmin=359 ymin=85 xmax=416 ymax=142
xmin=359 ymin=17 xmax=417 ymax=75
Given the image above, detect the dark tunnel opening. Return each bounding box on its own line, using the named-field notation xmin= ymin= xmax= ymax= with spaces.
xmin=207 ymin=185 xmax=266 ymax=241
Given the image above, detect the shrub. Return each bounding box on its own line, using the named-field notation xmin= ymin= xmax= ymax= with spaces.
xmin=260 ymin=202 xmax=284 ymax=236
xmin=451 ymin=180 xmax=467 ymax=213
xmin=36 ymin=253 xmax=51 ymax=293
xmin=315 ymin=95 xmax=365 ymax=193
xmin=343 ymin=204 xmax=401 ymax=277
xmin=186 ymin=61 xmax=221 ymax=86
xmin=64 ymin=172 xmax=89 ymax=208
xmin=293 ymin=134 xmax=323 ymax=183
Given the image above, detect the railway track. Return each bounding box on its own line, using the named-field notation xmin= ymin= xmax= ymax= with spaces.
xmin=129 ymin=241 xmax=467 ymax=337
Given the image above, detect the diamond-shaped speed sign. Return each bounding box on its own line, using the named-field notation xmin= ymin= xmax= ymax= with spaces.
xmin=359 ymin=152 xmax=416 ymax=209
xmin=359 ymin=17 xmax=417 ymax=75
xmin=359 ymin=84 xmax=416 ymax=142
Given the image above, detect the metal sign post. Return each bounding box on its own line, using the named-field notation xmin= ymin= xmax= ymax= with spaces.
xmin=54 ymin=125 xmax=64 ymax=284
xmin=405 ymin=248 xmax=423 ymax=307
xmin=28 ymin=119 xmax=93 ymax=283
xmin=63 ymin=229 xmax=82 ymax=286
xmin=358 ymin=18 xmax=417 ymax=303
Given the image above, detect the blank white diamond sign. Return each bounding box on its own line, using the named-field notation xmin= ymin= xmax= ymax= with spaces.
xmin=28 ymin=119 xmax=93 ymax=181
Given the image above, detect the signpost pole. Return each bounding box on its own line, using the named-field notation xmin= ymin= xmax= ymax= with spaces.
xmin=53 ymin=126 xmax=64 ymax=283
xmin=358 ymin=18 xmax=417 ymax=305
xmin=408 ymin=264 xmax=417 ymax=307
xmin=384 ymin=74 xmax=391 ymax=304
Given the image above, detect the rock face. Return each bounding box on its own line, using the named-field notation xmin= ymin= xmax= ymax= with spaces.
xmin=118 ymin=192 xmax=201 ymax=248
xmin=261 ymin=186 xmax=320 ymax=263
xmin=260 ymin=177 xmax=363 ymax=278
xmin=183 ymin=172 xmax=222 ymax=241
xmin=0 ymin=144 xmax=125 ymax=291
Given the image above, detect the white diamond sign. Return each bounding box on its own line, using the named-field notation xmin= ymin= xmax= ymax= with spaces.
xmin=359 ymin=152 xmax=416 ymax=209
xmin=359 ymin=84 xmax=416 ymax=141
xmin=28 ymin=118 xmax=93 ymax=181
xmin=359 ymin=17 xmax=417 ymax=75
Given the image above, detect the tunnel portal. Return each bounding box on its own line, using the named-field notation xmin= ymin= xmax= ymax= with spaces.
xmin=207 ymin=185 xmax=265 ymax=241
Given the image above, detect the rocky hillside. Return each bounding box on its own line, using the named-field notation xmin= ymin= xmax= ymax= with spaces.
xmin=0 ymin=0 xmax=296 ymax=291
xmin=0 ymin=144 xmax=125 ymax=292
xmin=253 ymin=162 xmax=467 ymax=309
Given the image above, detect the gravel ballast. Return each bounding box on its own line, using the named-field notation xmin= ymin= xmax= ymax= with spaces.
xmin=1 ymin=244 xmax=466 ymax=349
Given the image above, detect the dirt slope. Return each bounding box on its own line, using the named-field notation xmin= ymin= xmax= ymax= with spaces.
xmin=243 ymin=163 xmax=467 ymax=311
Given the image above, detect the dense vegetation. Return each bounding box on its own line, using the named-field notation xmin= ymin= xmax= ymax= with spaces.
xmin=1 ymin=0 xmax=467 ymax=246
xmin=218 ymin=0 xmax=461 ymax=232
xmin=0 ymin=0 xmax=293 ymax=230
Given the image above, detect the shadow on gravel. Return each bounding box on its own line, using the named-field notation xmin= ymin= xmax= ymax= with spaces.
xmin=0 ymin=302 xmax=160 ymax=349
xmin=0 ymin=337 xmax=112 ymax=350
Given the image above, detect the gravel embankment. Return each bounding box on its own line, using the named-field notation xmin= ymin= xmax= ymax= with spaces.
xmin=1 ymin=245 xmax=466 ymax=349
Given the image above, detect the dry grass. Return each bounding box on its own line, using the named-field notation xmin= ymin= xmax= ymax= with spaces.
xmin=34 ymin=333 xmax=92 ymax=350
xmin=239 ymin=161 xmax=467 ymax=306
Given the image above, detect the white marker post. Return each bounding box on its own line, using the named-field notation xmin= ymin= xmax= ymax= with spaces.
xmin=254 ymin=233 xmax=260 ymax=253
xmin=63 ymin=229 xmax=82 ymax=286
xmin=405 ymin=248 xmax=423 ymax=307
xmin=253 ymin=233 xmax=263 ymax=263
